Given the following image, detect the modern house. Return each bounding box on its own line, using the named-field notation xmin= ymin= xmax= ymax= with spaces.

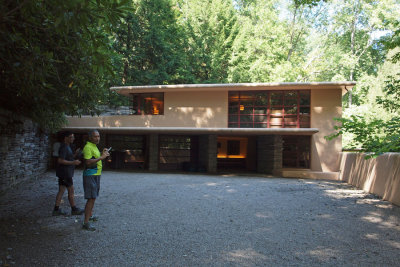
xmin=64 ymin=82 xmax=355 ymax=179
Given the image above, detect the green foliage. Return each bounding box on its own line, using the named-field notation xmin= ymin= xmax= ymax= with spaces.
xmin=112 ymin=0 xmax=193 ymax=86
xmin=1 ymin=0 xmax=400 ymax=142
xmin=178 ymin=0 xmax=240 ymax=83
xmin=0 ymin=0 xmax=131 ymax=132
xmin=326 ymin=72 xmax=400 ymax=156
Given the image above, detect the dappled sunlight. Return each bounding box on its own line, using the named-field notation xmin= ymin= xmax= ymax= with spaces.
xmin=365 ymin=233 xmax=379 ymax=240
xmin=224 ymin=248 xmax=268 ymax=261
xmin=192 ymin=107 xmax=216 ymax=127
xmin=176 ymin=107 xmax=194 ymax=113
xmin=386 ymin=240 xmax=400 ymax=249
xmin=356 ymin=198 xmax=382 ymax=205
xmin=317 ymin=214 xmax=333 ymax=219
xmin=166 ymin=106 xmax=222 ymax=127
xmin=361 ymin=211 xmax=400 ymax=230
xmin=324 ymin=188 xmax=368 ymax=199
xmin=362 ymin=213 xmax=383 ymax=224
xmin=308 ymin=247 xmax=339 ymax=261
xmin=255 ymin=212 xmax=273 ymax=219
xmin=313 ymin=106 xmax=324 ymax=114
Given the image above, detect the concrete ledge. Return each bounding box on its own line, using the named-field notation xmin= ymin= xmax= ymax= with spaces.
xmin=282 ymin=169 xmax=340 ymax=180
xmin=63 ymin=126 xmax=319 ymax=136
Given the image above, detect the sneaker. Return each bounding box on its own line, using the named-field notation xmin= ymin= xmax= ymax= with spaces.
xmin=82 ymin=222 xmax=96 ymax=231
xmin=89 ymin=215 xmax=99 ymax=222
xmin=52 ymin=209 xmax=68 ymax=216
xmin=71 ymin=207 xmax=84 ymax=215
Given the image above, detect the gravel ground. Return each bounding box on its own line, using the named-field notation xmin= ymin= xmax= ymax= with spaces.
xmin=1 ymin=170 xmax=400 ymax=267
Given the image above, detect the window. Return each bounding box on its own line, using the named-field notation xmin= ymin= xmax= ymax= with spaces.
xmin=159 ymin=136 xmax=192 ymax=165
xmin=130 ymin=93 xmax=164 ymax=115
xmin=106 ymin=135 xmax=145 ymax=169
xmin=228 ymin=90 xmax=310 ymax=128
xmin=282 ymin=135 xmax=310 ymax=168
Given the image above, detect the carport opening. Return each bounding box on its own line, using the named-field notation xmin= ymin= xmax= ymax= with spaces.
xmin=217 ymin=137 xmax=248 ymax=171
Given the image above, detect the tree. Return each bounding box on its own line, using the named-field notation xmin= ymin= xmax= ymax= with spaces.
xmin=326 ymin=46 xmax=400 ymax=155
xmin=177 ymin=0 xmax=240 ymax=83
xmin=112 ymin=0 xmax=193 ymax=86
xmin=228 ymin=0 xmax=325 ymax=82
xmin=0 ymin=0 xmax=131 ymax=131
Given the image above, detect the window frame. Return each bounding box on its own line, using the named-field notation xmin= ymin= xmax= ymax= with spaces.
xmin=228 ymin=90 xmax=310 ymax=128
xmin=130 ymin=92 xmax=164 ymax=115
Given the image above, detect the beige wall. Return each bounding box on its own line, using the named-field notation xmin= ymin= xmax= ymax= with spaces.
xmin=68 ymin=91 xmax=228 ymax=128
xmin=339 ymin=152 xmax=400 ymax=206
xmin=67 ymin=88 xmax=343 ymax=173
xmin=310 ymin=89 xmax=342 ymax=172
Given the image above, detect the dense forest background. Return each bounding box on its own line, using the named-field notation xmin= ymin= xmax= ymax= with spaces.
xmin=1 ymin=0 xmax=399 ymax=153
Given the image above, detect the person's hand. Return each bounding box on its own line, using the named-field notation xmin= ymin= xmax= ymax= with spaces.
xmin=73 ymin=160 xmax=81 ymax=166
xmin=101 ymin=148 xmax=110 ymax=159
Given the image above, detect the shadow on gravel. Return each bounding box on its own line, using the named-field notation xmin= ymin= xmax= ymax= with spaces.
xmin=1 ymin=171 xmax=399 ymax=266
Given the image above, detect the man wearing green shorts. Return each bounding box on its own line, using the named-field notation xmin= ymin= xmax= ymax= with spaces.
xmin=82 ymin=130 xmax=109 ymax=231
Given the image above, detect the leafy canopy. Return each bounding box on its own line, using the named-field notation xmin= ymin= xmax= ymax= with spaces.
xmin=0 ymin=0 xmax=131 ymax=131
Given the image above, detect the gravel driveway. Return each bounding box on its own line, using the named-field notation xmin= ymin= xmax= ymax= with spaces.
xmin=1 ymin=170 xmax=400 ymax=266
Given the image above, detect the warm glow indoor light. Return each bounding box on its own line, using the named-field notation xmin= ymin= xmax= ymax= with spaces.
xmin=240 ymin=105 xmax=244 ymax=111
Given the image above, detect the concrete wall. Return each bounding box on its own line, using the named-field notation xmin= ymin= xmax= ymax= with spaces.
xmin=339 ymin=152 xmax=400 ymax=206
xmin=310 ymin=89 xmax=342 ymax=172
xmin=68 ymin=91 xmax=228 ymax=128
xmin=0 ymin=109 xmax=49 ymax=192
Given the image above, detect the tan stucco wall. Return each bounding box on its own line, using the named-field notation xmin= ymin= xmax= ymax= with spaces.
xmin=68 ymin=91 xmax=228 ymax=128
xmin=67 ymin=88 xmax=343 ymax=173
xmin=339 ymin=152 xmax=400 ymax=206
xmin=310 ymin=89 xmax=342 ymax=172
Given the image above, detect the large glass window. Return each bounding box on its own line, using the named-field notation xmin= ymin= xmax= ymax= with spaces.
xmin=228 ymin=90 xmax=310 ymax=128
xmin=130 ymin=93 xmax=164 ymax=115
xmin=106 ymin=135 xmax=145 ymax=169
xmin=282 ymin=135 xmax=311 ymax=168
xmin=159 ymin=136 xmax=192 ymax=165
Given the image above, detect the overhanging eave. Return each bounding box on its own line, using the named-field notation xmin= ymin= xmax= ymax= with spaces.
xmin=62 ymin=126 xmax=319 ymax=136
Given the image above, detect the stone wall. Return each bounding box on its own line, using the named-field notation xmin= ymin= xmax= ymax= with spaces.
xmin=257 ymin=135 xmax=283 ymax=175
xmin=0 ymin=109 xmax=50 ymax=193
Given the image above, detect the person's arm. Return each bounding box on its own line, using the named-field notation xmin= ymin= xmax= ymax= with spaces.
xmin=58 ymin=158 xmax=81 ymax=166
xmin=58 ymin=145 xmax=81 ymax=166
xmin=85 ymin=148 xmax=110 ymax=165
xmin=73 ymin=148 xmax=82 ymax=159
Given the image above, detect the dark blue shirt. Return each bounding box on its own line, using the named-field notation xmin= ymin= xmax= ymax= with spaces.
xmin=56 ymin=143 xmax=75 ymax=178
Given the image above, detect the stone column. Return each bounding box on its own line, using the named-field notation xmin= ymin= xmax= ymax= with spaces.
xmin=147 ymin=134 xmax=159 ymax=172
xmin=199 ymin=134 xmax=217 ymax=173
xmin=257 ymin=135 xmax=282 ymax=175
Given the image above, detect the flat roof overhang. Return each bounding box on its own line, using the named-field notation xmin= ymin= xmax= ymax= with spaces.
xmin=62 ymin=127 xmax=319 ymax=136
xmin=111 ymin=82 xmax=356 ymax=96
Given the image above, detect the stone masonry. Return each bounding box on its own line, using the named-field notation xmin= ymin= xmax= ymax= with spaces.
xmin=257 ymin=135 xmax=283 ymax=175
xmin=0 ymin=109 xmax=49 ymax=193
xmin=147 ymin=134 xmax=159 ymax=171
xmin=198 ymin=134 xmax=217 ymax=173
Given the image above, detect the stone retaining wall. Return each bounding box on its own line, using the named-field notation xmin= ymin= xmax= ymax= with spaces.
xmin=0 ymin=109 xmax=49 ymax=193
xmin=339 ymin=152 xmax=400 ymax=206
